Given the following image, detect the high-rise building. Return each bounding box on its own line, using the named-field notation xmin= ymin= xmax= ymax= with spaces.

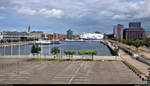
xmin=113 ymin=24 xmax=124 ymax=39
xmin=67 ymin=29 xmax=73 ymax=40
xmin=123 ymin=22 xmax=146 ymax=40
xmin=129 ymin=22 xmax=141 ymax=28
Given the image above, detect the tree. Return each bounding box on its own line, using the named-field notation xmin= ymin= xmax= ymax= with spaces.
xmin=51 ymin=47 xmax=60 ymax=59
xmin=78 ymin=50 xmax=87 ymax=60
xmin=64 ymin=51 xmax=76 ymax=59
xmin=133 ymin=40 xmax=141 ymax=48
xmin=78 ymin=50 xmax=97 ymax=60
xmin=114 ymin=47 xmax=119 ymax=56
xmin=144 ymin=38 xmax=150 ymax=47
xmin=88 ymin=51 xmax=97 ymax=60
xmin=31 ymin=44 xmax=41 ymax=55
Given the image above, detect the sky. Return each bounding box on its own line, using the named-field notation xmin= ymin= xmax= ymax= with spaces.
xmin=0 ymin=0 xmax=150 ymax=34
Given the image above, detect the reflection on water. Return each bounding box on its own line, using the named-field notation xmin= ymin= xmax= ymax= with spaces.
xmin=0 ymin=41 xmax=112 ymax=56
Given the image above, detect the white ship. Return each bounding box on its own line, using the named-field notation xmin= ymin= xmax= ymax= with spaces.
xmin=80 ymin=32 xmax=104 ymax=40
xmin=35 ymin=40 xmax=51 ymax=45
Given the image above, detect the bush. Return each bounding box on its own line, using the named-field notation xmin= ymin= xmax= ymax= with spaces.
xmin=51 ymin=47 xmax=60 ymax=55
xmin=31 ymin=44 xmax=41 ymax=55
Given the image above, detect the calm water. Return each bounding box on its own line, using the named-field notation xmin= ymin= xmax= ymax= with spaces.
xmin=0 ymin=41 xmax=112 ymax=56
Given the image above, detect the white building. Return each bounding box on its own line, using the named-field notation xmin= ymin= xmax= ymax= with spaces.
xmin=0 ymin=32 xmax=3 ymax=40
xmin=80 ymin=32 xmax=104 ymax=40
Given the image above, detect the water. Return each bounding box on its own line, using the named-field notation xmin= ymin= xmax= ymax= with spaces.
xmin=0 ymin=41 xmax=112 ymax=56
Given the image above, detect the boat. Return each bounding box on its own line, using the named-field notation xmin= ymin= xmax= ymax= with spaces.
xmin=80 ymin=32 xmax=104 ymax=41
xmin=35 ymin=40 xmax=51 ymax=45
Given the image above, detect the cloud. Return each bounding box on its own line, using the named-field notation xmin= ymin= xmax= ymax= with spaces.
xmin=1 ymin=0 xmax=150 ymax=33
xmin=17 ymin=7 xmax=37 ymax=15
xmin=112 ymin=14 xmax=131 ymax=20
xmin=39 ymin=8 xmax=64 ymax=18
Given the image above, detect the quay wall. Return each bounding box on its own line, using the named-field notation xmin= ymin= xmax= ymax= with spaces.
xmin=0 ymin=55 xmax=122 ymax=60
xmin=0 ymin=41 xmax=34 ymax=47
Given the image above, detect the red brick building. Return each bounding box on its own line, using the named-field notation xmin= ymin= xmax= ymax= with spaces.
xmin=47 ymin=34 xmax=67 ymax=39
xmin=113 ymin=24 xmax=123 ymax=39
xmin=123 ymin=28 xmax=146 ymax=40
xmin=47 ymin=34 xmax=80 ymax=40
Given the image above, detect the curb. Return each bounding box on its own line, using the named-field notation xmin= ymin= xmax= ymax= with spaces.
xmin=122 ymin=60 xmax=147 ymax=81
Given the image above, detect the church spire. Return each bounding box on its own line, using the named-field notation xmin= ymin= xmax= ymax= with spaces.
xmin=28 ymin=25 xmax=31 ymax=33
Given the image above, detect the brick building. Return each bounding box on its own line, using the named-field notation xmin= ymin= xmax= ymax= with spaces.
xmin=123 ymin=22 xmax=146 ymax=40
xmin=113 ymin=24 xmax=124 ymax=39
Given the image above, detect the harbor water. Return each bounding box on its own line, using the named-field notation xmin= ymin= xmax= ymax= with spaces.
xmin=0 ymin=41 xmax=113 ymax=56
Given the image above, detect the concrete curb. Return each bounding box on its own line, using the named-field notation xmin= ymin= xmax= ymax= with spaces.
xmin=122 ymin=60 xmax=147 ymax=81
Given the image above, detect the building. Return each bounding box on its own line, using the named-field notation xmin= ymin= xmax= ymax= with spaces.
xmin=73 ymin=34 xmax=80 ymax=40
xmin=28 ymin=25 xmax=31 ymax=33
xmin=80 ymin=32 xmax=104 ymax=40
xmin=0 ymin=32 xmax=3 ymax=40
xmin=1 ymin=31 xmax=32 ymax=40
xmin=29 ymin=31 xmax=46 ymax=39
xmin=123 ymin=22 xmax=146 ymax=40
xmin=47 ymin=33 xmax=67 ymax=40
xmin=113 ymin=24 xmax=124 ymax=39
xmin=145 ymin=31 xmax=150 ymax=38
xmin=129 ymin=22 xmax=141 ymax=28
xmin=67 ymin=29 xmax=73 ymax=40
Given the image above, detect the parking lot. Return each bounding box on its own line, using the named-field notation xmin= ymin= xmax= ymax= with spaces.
xmin=0 ymin=58 xmax=146 ymax=84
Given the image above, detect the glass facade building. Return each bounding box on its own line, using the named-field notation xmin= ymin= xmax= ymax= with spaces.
xmin=67 ymin=29 xmax=73 ymax=40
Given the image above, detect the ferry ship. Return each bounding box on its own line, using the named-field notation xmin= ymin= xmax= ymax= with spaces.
xmin=80 ymin=32 xmax=104 ymax=40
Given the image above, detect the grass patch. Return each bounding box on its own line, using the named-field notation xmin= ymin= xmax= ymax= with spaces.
xmin=122 ymin=60 xmax=144 ymax=75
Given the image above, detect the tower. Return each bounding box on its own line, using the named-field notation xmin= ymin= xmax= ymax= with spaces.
xmin=67 ymin=29 xmax=73 ymax=40
xmin=28 ymin=25 xmax=31 ymax=33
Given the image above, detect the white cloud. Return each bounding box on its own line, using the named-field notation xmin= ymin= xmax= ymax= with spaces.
xmin=17 ymin=7 xmax=37 ymax=15
xmin=99 ymin=11 xmax=114 ymax=17
xmin=39 ymin=8 xmax=64 ymax=18
xmin=112 ymin=14 xmax=130 ymax=20
xmin=0 ymin=7 xmax=6 ymax=10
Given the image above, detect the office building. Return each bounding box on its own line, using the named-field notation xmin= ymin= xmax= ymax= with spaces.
xmin=113 ymin=24 xmax=124 ymax=39
xmin=67 ymin=29 xmax=73 ymax=40
xmin=1 ymin=31 xmax=32 ymax=40
xmin=129 ymin=22 xmax=141 ymax=28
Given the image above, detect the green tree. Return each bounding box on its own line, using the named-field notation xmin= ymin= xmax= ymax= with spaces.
xmin=88 ymin=51 xmax=97 ymax=60
xmin=114 ymin=47 xmax=119 ymax=56
xmin=133 ymin=40 xmax=141 ymax=48
xmin=144 ymin=38 xmax=150 ymax=47
xmin=51 ymin=47 xmax=60 ymax=59
xmin=78 ymin=50 xmax=97 ymax=60
xmin=64 ymin=51 xmax=76 ymax=59
xmin=31 ymin=44 xmax=41 ymax=55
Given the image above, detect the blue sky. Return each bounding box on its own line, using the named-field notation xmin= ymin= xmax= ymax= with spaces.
xmin=0 ymin=0 xmax=150 ymax=34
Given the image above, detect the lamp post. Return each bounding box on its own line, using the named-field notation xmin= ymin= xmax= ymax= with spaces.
xmin=11 ymin=38 xmax=13 ymax=56
xmin=18 ymin=39 xmax=20 ymax=57
xmin=3 ymin=45 xmax=5 ymax=56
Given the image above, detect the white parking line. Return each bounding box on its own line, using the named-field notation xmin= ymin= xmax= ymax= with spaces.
xmin=68 ymin=62 xmax=85 ymax=84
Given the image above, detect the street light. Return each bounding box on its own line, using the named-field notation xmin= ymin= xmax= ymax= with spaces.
xmin=3 ymin=45 xmax=5 ymax=56
xmin=18 ymin=39 xmax=20 ymax=57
